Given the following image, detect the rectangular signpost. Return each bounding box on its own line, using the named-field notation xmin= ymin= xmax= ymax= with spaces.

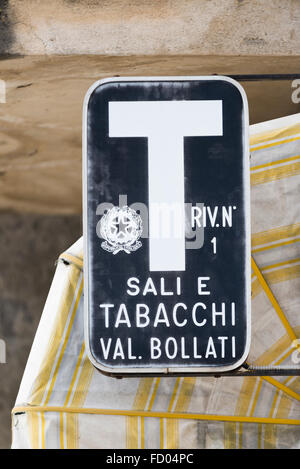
xmin=83 ymin=76 xmax=251 ymax=376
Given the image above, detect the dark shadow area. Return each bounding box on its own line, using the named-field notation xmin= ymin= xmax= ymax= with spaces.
xmin=0 ymin=211 xmax=82 ymax=448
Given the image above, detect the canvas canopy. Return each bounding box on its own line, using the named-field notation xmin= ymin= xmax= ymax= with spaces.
xmin=11 ymin=113 xmax=300 ymax=449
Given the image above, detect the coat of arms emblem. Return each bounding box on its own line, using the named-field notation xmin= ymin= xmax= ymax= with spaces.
xmin=100 ymin=206 xmax=143 ymax=254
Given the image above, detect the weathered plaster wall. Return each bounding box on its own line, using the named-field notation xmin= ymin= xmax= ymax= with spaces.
xmin=0 ymin=0 xmax=299 ymax=56
xmin=0 ymin=212 xmax=81 ymax=448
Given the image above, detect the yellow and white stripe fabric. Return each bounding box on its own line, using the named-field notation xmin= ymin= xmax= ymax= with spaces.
xmin=12 ymin=114 xmax=300 ymax=449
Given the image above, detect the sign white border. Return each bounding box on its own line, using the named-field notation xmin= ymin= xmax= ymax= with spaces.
xmin=83 ymin=76 xmax=251 ymax=376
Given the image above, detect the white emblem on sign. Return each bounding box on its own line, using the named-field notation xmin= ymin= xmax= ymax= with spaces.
xmin=100 ymin=206 xmax=143 ymax=255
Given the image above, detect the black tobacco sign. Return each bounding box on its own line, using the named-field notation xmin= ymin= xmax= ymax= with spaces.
xmin=83 ymin=76 xmax=251 ymax=376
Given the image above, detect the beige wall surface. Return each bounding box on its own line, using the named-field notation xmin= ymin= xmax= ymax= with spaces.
xmin=0 ymin=0 xmax=299 ymax=56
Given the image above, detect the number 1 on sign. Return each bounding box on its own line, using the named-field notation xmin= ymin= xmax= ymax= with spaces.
xmin=211 ymin=237 xmax=217 ymax=254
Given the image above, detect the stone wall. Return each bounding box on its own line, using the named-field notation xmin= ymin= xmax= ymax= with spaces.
xmin=0 ymin=0 xmax=299 ymax=56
